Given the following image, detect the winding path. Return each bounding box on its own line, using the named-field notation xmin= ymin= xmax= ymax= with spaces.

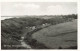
xmin=19 ymin=24 xmax=51 ymax=49
xmin=20 ymin=36 xmax=32 ymax=49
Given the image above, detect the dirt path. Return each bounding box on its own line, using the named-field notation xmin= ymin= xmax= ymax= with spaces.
xmin=19 ymin=28 xmax=32 ymax=49
xmin=20 ymin=38 xmax=32 ymax=49
xmin=19 ymin=24 xmax=51 ymax=49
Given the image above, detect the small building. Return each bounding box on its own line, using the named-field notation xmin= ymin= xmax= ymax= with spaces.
xmin=32 ymin=26 xmax=36 ymax=30
xmin=42 ymin=24 xmax=45 ymax=26
xmin=21 ymin=37 xmax=24 ymax=40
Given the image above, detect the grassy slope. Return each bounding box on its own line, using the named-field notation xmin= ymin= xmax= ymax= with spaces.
xmin=32 ymin=19 xmax=77 ymax=49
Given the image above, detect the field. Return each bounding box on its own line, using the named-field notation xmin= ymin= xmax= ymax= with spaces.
xmin=32 ymin=19 xmax=77 ymax=49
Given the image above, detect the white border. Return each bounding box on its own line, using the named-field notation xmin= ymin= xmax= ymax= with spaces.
xmin=0 ymin=0 xmax=79 ymax=51
xmin=1 ymin=0 xmax=77 ymax=2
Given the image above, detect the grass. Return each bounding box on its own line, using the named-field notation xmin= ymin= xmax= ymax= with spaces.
xmin=32 ymin=19 xmax=77 ymax=49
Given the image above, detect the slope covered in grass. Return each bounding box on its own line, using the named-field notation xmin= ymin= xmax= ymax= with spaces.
xmin=32 ymin=19 xmax=77 ymax=49
xmin=1 ymin=14 xmax=77 ymax=49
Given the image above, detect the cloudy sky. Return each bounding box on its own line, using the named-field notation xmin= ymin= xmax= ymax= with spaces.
xmin=1 ymin=2 xmax=77 ymax=16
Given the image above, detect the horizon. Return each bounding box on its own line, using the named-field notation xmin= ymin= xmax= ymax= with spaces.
xmin=1 ymin=14 xmax=77 ymax=20
xmin=1 ymin=13 xmax=77 ymax=17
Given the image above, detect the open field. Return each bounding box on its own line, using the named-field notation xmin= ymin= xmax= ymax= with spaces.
xmin=32 ymin=19 xmax=77 ymax=49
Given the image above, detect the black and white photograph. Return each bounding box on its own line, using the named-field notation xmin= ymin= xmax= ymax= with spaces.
xmin=1 ymin=2 xmax=77 ymax=50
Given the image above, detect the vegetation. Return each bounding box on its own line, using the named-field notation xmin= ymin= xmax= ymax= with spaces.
xmin=32 ymin=19 xmax=77 ymax=49
xmin=1 ymin=14 xmax=77 ymax=49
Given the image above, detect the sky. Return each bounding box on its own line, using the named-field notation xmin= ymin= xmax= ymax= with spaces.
xmin=1 ymin=2 xmax=77 ymax=16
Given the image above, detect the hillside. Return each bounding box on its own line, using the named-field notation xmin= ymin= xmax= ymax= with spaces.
xmin=32 ymin=19 xmax=77 ymax=49
xmin=1 ymin=14 xmax=77 ymax=49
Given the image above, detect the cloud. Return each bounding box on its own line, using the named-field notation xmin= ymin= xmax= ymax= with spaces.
xmin=1 ymin=2 xmax=77 ymax=16
xmin=47 ymin=5 xmax=65 ymax=15
xmin=14 ymin=3 xmax=40 ymax=15
xmin=26 ymin=4 xmax=40 ymax=9
xmin=14 ymin=3 xmax=40 ymax=9
xmin=47 ymin=5 xmax=77 ymax=15
xmin=1 ymin=3 xmax=40 ymax=16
